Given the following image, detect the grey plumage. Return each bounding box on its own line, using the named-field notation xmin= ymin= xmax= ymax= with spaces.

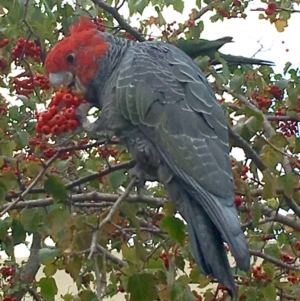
xmin=86 ymin=35 xmax=250 ymax=297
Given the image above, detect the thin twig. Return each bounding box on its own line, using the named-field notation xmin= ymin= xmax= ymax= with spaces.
xmin=250 ymin=249 xmax=300 ymax=271
xmin=98 ymin=177 xmax=137 ymax=230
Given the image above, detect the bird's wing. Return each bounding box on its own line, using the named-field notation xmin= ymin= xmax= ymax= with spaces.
xmin=116 ymin=41 xmax=249 ymax=270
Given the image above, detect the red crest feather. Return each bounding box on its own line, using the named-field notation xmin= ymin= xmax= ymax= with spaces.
xmin=70 ymin=17 xmax=97 ymax=35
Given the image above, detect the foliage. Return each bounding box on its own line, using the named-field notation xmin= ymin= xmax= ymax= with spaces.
xmin=0 ymin=0 xmax=300 ymax=300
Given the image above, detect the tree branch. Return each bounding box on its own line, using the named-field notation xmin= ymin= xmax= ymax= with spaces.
xmin=91 ymin=0 xmax=146 ymax=42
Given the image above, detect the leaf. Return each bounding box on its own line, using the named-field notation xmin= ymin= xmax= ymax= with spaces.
xmin=44 ymin=175 xmax=68 ymax=201
xmin=39 ymin=248 xmax=60 ymax=263
xmin=133 ymin=0 xmax=148 ymax=15
xmin=0 ymin=181 xmax=7 ymax=205
xmin=109 ymin=170 xmax=126 ymax=190
xmin=122 ymin=243 xmax=138 ymax=264
xmin=171 ymin=0 xmax=184 ymax=13
xmin=120 ymin=202 xmax=142 ymax=237
xmin=15 ymin=131 xmax=30 ymax=148
xmin=1 ymin=141 xmax=16 ymax=157
xmin=262 ymin=284 xmax=277 ymax=301
xmin=135 ymin=240 xmax=148 ymax=262
xmin=171 ymin=276 xmax=195 ymax=301
xmin=160 ymin=216 xmax=185 ymax=245
xmin=39 ymin=277 xmax=58 ymax=301
xmin=11 ymin=219 xmax=26 ymax=245
xmin=275 ymin=19 xmax=287 ymax=32
xmin=262 ymin=171 xmax=277 ymax=199
xmin=0 ymin=217 xmax=11 ymax=240
xmin=19 ymin=208 xmax=44 ymax=232
xmin=78 ymin=291 xmax=98 ymax=301
xmin=252 ymin=197 xmax=261 ymax=226
xmin=279 ymin=173 xmax=295 ymax=198
xmin=127 ymin=273 xmax=157 ymax=301
xmin=269 ymin=133 xmax=288 ymax=148
xmin=43 ymin=263 xmax=57 ymax=277
xmin=65 ymin=256 xmax=82 ymax=280
xmin=147 ymin=258 xmax=165 ymax=270
xmin=230 ymin=74 xmax=245 ymax=91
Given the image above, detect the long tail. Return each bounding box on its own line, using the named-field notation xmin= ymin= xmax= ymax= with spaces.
xmin=165 ymin=178 xmax=249 ymax=298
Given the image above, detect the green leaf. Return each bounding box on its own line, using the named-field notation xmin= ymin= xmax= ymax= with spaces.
xmin=252 ymin=197 xmax=261 ymax=226
xmin=171 ymin=276 xmax=195 ymax=301
xmin=1 ymin=141 xmax=16 ymax=157
xmin=120 ymin=202 xmax=142 ymax=237
xmin=133 ymin=0 xmax=149 ymax=15
xmin=109 ymin=170 xmax=126 ymax=190
xmin=39 ymin=248 xmax=60 ymax=263
xmin=122 ymin=243 xmax=138 ymax=264
xmin=262 ymin=284 xmax=277 ymax=301
xmin=12 ymin=219 xmax=26 ymax=245
xmin=19 ymin=208 xmax=44 ymax=232
xmin=160 ymin=216 xmax=185 ymax=245
xmin=0 ymin=217 xmax=11 ymax=240
xmin=43 ymin=263 xmax=57 ymax=277
xmin=269 ymin=133 xmax=288 ymax=148
xmin=0 ymin=181 xmax=7 ymax=205
xmin=230 ymin=74 xmax=245 ymax=91
xmin=147 ymin=258 xmax=165 ymax=270
xmin=39 ymin=277 xmax=58 ymax=301
xmin=44 ymin=175 xmax=68 ymax=201
xmin=283 ymin=62 xmax=292 ymax=74
xmin=78 ymin=291 xmax=98 ymax=301
xmin=127 ymin=273 xmax=157 ymax=301
xmin=15 ymin=131 xmax=30 ymax=148
xmin=279 ymin=173 xmax=295 ymax=198
xmin=170 ymin=0 xmax=184 ymax=13
xmin=262 ymin=171 xmax=277 ymax=199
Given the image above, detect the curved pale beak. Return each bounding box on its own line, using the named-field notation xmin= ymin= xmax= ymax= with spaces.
xmin=49 ymin=71 xmax=73 ymax=89
xmin=48 ymin=71 xmax=86 ymax=95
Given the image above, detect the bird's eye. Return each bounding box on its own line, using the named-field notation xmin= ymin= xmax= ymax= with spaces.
xmin=66 ymin=53 xmax=75 ymax=64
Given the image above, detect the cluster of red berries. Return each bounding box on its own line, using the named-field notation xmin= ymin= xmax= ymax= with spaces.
xmin=159 ymin=252 xmax=169 ymax=269
xmin=0 ymin=37 xmax=9 ymax=48
xmin=286 ymin=271 xmax=300 ymax=284
xmin=295 ymin=240 xmax=300 ymax=251
xmin=280 ymin=253 xmax=294 ymax=263
xmin=98 ymin=146 xmax=118 ymax=159
xmin=12 ymin=38 xmax=41 ymax=64
xmin=0 ymin=58 xmax=8 ymax=73
xmin=265 ymin=2 xmax=277 ymax=16
xmin=13 ymin=74 xmax=50 ymax=97
xmin=0 ymin=164 xmax=19 ymax=176
xmin=94 ymin=17 xmax=105 ymax=32
xmin=267 ymin=85 xmax=283 ymax=100
xmin=241 ymin=165 xmax=249 ymax=180
xmin=1 ymin=266 xmax=15 ymax=278
xmin=29 ymin=136 xmax=76 ymax=160
xmin=278 ymin=120 xmax=298 ymax=137
xmin=3 ymin=297 xmax=17 ymax=301
xmin=234 ymin=195 xmax=242 ymax=207
xmin=0 ymin=101 xmax=8 ymax=115
xmin=161 ymin=21 xmax=177 ymax=37
xmin=252 ymin=265 xmax=268 ymax=280
xmin=36 ymin=91 xmax=81 ymax=136
xmin=253 ymin=93 xmax=272 ymax=110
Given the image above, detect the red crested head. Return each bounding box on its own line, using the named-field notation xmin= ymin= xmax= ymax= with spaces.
xmin=45 ymin=17 xmax=109 ymax=91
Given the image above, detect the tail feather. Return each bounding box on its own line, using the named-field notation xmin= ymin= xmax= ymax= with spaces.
xmin=184 ymin=197 xmax=237 ymax=296
xmin=165 ymin=179 xmax=241 ymax=297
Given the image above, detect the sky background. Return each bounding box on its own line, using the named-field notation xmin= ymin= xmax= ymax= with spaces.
xmin=1 ymin=0 xmax=299 ymax=258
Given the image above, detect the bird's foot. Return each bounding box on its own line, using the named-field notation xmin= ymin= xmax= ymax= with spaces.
xmin=128 ymin=165 xmax=157 ymax=193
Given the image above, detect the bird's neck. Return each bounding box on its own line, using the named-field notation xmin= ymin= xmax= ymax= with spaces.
xmin=85 ymin=34 xmax=134 ymax=107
